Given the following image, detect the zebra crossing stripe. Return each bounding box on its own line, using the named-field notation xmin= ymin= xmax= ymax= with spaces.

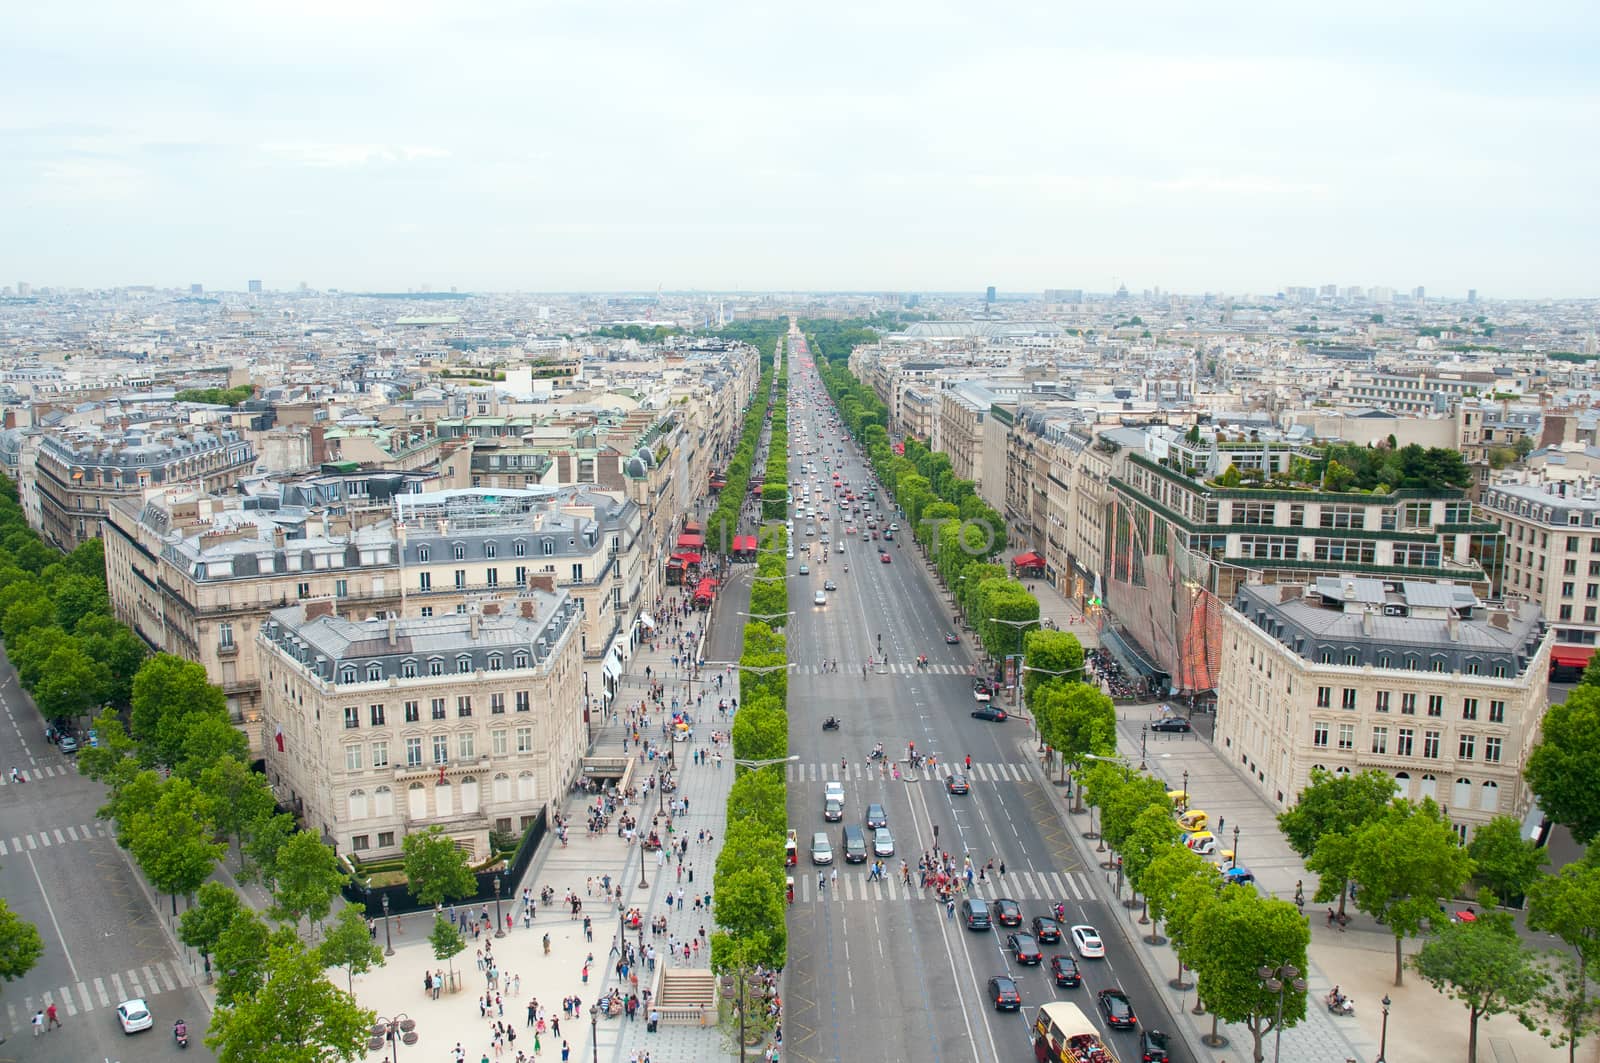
xmin=93 ymin=977 xmax=109 ymax=1007
xmin=53 ymin=829 xmax=65 ymax=844
xmin=76 ymin=981 xmax=92 ymax=1013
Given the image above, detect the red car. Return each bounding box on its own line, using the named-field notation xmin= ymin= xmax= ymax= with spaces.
xmin=879 ymin=552 xmax=891 ymax=564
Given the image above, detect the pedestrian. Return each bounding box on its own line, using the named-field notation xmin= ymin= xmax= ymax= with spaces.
xmin=31 ymin=1009 xmax=44 ymax=1036
xmin=46 ymin=1001 xmax=61 ymax=1029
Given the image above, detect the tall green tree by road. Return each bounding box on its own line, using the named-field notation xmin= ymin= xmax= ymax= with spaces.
xmin=125 ymin=776 xmax=227 ymax=916
xmin=1278 ymin=766 xmax=1395 ymax=918
xmin=198 ymin=755 xmax=277 ymax=871
xmin=206 ymin=927 xmax=374 ymax=1063
xmin=1333 ymin=799 xmax=1475 ymax=985
xmin=1528 ymin=857 xmax=1600 ymax=1060
xmin=0 ymin=898 xmax=43 ymax=986
xmin=1466 ymin=816 xmax=1547 ymax=902
xmin=212 ymin=909 xmax=272 ymax=1006
xmin=269 ymin=831 xmax=349 ymax=933
xmin=319 ymin=904 xmax=385 ymax=994
xmin=1525 ymin=686 xmax=1600 ymax=844
xmin=179 ymin=881 xmax=247 ymax=982
xmin=402 ymin=827 xmax=477 ymax=909
xmin=1188 ymin=890 xmax=1310 ymax=1063
xmin=1412 ymin=918 xmax=1544 ymax=1063
xmin=130 ymin=653 xmax=230 ymax=768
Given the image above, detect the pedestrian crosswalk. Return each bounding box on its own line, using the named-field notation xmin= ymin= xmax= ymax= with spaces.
xmin=795 ymin=662 xmax=972 ymax=676
xmin=791 ymin=867 xmax=1098 ymax=907
xmin=0 ymin=821 xmax=111 ymax=856
xmin=0 ymin=762 xmax=74 ymax=785
xmin=787 ymin=760 xmax=1033 ymax=785
xmin=6 ymin=957 xmax=194 ymax=1029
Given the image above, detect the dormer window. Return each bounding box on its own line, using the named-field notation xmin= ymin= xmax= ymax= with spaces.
xmin=456 ymin=654 xmax=473 ymax=674
xmin=543 ymin=539 xmax=554 ymax=555
xmin=513 ymin=652 xmax=530 ymax=668
xmin=366 ymin=663 xmax=383 ymax=682
xmin=418 ymin=546 xmax=431 ymax=562
xmin=452 ymin=543 xmax=466 ymax=560
xmin=488 ymin=654 xmax=503 ymax=672
xmin=340 ymin=665 xmax=357 ymax=683
xmin=402 ymin=659 xmax=418 ymax=679
xmin=485 ymin=542 xmax=497 ymax=559
xmin=428 ymin=657 xmax=444 ymax=676
xmin=514 ymin=540 xmax=527 ymax=557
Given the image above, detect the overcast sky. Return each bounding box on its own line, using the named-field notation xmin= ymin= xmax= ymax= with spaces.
xmin=3 ymin=1 xmax=1596 ymax=297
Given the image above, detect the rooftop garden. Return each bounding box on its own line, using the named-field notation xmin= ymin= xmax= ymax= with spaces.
xmin=1160 ymin=438 xmax=1472 ymax=495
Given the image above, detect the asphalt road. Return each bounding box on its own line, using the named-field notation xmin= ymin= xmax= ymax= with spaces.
xmin=778 ymin=337 xmax=1185 ymax=1062
xmin=0 ymin=650 xmax=215 ymax=1060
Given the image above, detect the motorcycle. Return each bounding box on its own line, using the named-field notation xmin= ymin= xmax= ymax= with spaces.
xmin=916 ymin=655 xmax=928 ymax=669
xmin=1325 ymin=991 xmax=1355 ymax=1016
xmin=174 ymin=1020 xmax=190 ymax=1048
xmin=868 ymin=747 xmax=886 ymax=761
xmin=822 ymin=717 xmax=840 ymax=731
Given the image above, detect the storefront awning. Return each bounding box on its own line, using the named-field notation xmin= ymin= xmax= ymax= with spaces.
xmin=1552 ymin=646 xmax=1594 ymax=669
xmin=1012 ymin=551 xmax=1045 ymax=568
xmin=602 ymin=655 xmax=622 ymax=682
xmin=638 ymin=612 xmax=656 ymax=631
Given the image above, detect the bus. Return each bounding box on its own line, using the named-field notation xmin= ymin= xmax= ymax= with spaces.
xmin=1032 ymin=1001 xmax=1119 ymax=1063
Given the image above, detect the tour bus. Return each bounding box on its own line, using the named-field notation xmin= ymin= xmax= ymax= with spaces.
xmin=1032 ymin=1001 xmax=1120 ymax=1063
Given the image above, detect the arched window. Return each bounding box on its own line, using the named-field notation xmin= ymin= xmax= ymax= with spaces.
xmin=485 ymin=542 xmax=497 ymax=559
xmin=1453 ymin=776 xmax=1473 ymax=809
xmin=366 ymin=663 xmax=383 ymax=682
xmin=434 ymin=779 xmax=454 ymax=817
xmin=460 ymin=776 xmax=480 ymax=814
xmin=1479 ymin=780 xmax=1500 ymax=812
xmin=452 ymin=542 xmax=466 ymax=560
xmin=1334 ymin=766 xmax=1351 ymax=777
xmin=402 ymin=659 xmax=418 ymax=679
xmin=348 ymin=789 xmax=368 ymax=820
xmin=1393 ymin=771 xmax=1410 ymax=800
xmin=517 ymin=771 xmax=535 ymax=801
xmin=374 ymin=785 xmax=394 ymax=818
xmin=1420 ymin=773 xmax=1438 ymax=801
xmin=488 ymin=654 xmax=503 ymax=672
xmin=339 ymin=665 xmax=357 ymax=684
xmin=456 ymin=654 xmax=473 ymax=674
xmin=493 ymin=773 xmax=512 ymax=803
xmin=514 ymin=540 xmax=527 ymax=557
xmin=407 ymin=782 xmax=427 ymax=820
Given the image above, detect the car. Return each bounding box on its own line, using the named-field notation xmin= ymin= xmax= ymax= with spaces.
xmin=1031 ymin=916 xmax=1063 ymax=944
xmin=1007 ymin=932 xmax=1043 ymax=965
xmin=872 ymin=827 xmax=895 ymax=857
xmin=1070 ymin=925 xmax=1105 ymax=958
xmin=879 ymin=552 xmax=891 ymax=563
xmin=992 ymin=897 xmax=1023 ymax=927
xmin=57 ymin=734 xmax=79 ymax=755
xmin=987 ymin=975 xmax=1023 ymax=1011
xmin=814 ymin=590 xmax=827 ymax=606
xmin=971 ymin=705 xmax=1008 ymax=722
xmin=1050 ymin=955 xmax=1083 ymax=987
xmin=824 ymin=780 xmax=845 ymax=804
xmin=841 ymin=825 xmax=868 ymax=863
xmin=972 ymin=679 xmax=993 ymax=703
xmin=810 ymin=832 xmax=833 ymax=865
xmin=823 ymin=579 xmax=836 ymax=591
xmin=117 ymin=997 xmax=153 ymax=1034
xmin=1222 ymin=865 xmax=1256 ymax=885
xmin=961 ymin=898 xmax=991 ymax=930
xmin=797 ymin=564 xmax=810 ymax=575
xmin=836 ymin=541 xmax=845 ymax=553
xmin=945 ymin=771 xmax=970 ymax=795
xmin=1150 ymin=716 xmax=1191 ymax=733
xmin=1097 ymin=988 xmax=1138 ymax=1029
xmin=823 ymin=797 xmax=844 ymax=822
xmin=864 ymin=803 xmax=888 ymax=829
xmin=1139 ymin=1029 xmax=1171 ymax=1062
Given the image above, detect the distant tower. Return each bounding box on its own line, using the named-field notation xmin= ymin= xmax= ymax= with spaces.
xmin=190 ymin=283 xmax=203 ymax=295
xmin=985 ymin=286 xmax=996 ymax=305
xmin=717 ymin=301 xmax=726 ymax=328
xmin=247 ymin=279 xmax=262 ymax=294
xmin=1467 ymin=289 xmax=1478 ymax=305
xmin=1412 ymin=285 xmax=1425 ymax=302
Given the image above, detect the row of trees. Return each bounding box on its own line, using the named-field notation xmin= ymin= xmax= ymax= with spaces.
xmin=705 ymin=365 xmax=775 ymax=559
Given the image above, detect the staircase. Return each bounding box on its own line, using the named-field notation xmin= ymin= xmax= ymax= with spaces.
xmin=656 ymin=968 xmax=716 ymax=1027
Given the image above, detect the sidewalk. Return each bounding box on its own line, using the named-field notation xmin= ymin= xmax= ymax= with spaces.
xmin=1021 ymin=702 xmax=1556 ymax=1063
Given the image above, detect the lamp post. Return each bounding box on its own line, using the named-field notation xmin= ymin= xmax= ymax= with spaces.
xmin=1378 ymin=994 xmax=1391 ymax=1062
xmin=493 ymin=875 xmax=505 ymax=939
xmin=1232 ymin=824 xmax=1240 ymax=869
xmin=381 ymin=892 xmax=394 ymax=957
xmin=371 ymin=1013 xmax=417 ymax=1063
xmin=639 ymin=832 xmax=649 ymax=890
xmin=1256 ymin=963 xmax=1306 ymax=1063
xmin=987 ymin=616 xmax=1041 ymax=703
xmin=1140 ymin=723 xmax=1148 ymax=770
xmin=1182 ymin=769 xmax=1190 ymax=811
xmin=590 ymin=1003 xmax=599 ymax=1063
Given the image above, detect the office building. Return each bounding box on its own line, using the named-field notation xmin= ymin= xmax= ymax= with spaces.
xmin=248 ymin=279 xmax=263 ymax=294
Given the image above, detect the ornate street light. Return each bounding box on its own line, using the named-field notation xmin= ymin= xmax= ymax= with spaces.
xmin=1257 ymin=963 xmax=1307 ymax=1063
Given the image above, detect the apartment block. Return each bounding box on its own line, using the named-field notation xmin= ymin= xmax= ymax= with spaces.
xmin=1479 ymin=476 xmax=1600 ymax=669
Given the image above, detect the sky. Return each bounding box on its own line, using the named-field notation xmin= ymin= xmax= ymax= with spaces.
xmin=2 ymin=0 xmax=1597 ymax=297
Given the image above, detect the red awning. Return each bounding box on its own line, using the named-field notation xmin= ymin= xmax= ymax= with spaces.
xmin=670 ymin=552 xmax=702 ymax=565
xmin=1552 ymin=646 xmax=1594 ymax=669
xmin=732 ymin=535 xmax=757 ymax=551
xmin=676 ymin=533 xmax=704 ymax=549
xmin=1013 ymin=552 xmax=1045 ymax=568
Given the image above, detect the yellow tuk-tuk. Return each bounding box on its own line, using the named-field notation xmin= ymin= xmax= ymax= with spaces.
xmin=1166 ymin=789 xmax=1188 ymax=810
xmin=1177 ymin=810 xmax=1209 ymax=833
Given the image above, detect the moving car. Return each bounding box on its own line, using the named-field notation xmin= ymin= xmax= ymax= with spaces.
xmin=971 ymin=705 xmax=1008 ymax=722
xmin=993 ymin=897 xmax=1023 ymax=927
xmin=823 ymin=797 xmax=844 ymax=822
xmin=824 ymin=780 xmax=845 ymax=805
xmin=865 ymin=803 xmax=888 ymax=829
xmin=1031 ymin=916 xmax=1063 ymax=944
xmin=810 ymin=832 xmax=833 ymax=865
xmin=823 ymin=579 xmax=836 ymax=591
xmin=1050 ymin=955 xmax=1083 ymax=987
xmin=1139 ymin=1029 xmax=1172 ymax=1061
xmin=798 ymin=564 xmax=810 ymax=575
xmin=972 ymin=679 xmax=993 ymax=703
xmin=1150 ymin=716 xmax=1191 ymax=733
xmin=961 ymin=898 xmax=991 ymax=930
xmin=1070 ymin=925 xmax=1105 ymax=958
xmin=117 ymin=998 xmax=153 ymax=1034
xmin=841 ymin=826 xmax=868 ymax=863
xmin=879 ymin=552 xmax=891 ymax=563
xmin=813 ymin=590 xmax=827 ymax=606
xmin=1097 ymin=988 xmax=1138 ymax=1029
xmin=945 ymin=771 xmax=970 ymax=795
xmin=872 ymin=827 xmax=895 ymax=857
xmin=57 ymin=733 xmax=79 ymax=755
xmin=1007 ymin=932 xmax=1044 ymax=965
xmin=987 ymin=975 xmax=1023 ymax=1012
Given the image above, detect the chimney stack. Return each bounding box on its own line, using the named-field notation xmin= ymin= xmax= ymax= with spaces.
xmin=387 ymin=617 xmax=397 ymax=646
xmin=1447 ymin=614 xmax=1461 ymax=642
xmin=273 ymin=526 xmax=286 ymax=549
xmin=1361 ymin=607 xmax=1375 ymax=637
xmin=469 ymin=609 xmax=481 ymax=640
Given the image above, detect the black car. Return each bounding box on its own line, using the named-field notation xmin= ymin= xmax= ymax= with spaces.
xmin=1049 ymin=955 xmax=1082 ymax=987
xmin=1098 ymin=988 xmax=1138 ymax=1029
xmin=1007 ymin=932 xmax=1043 ymax=965
xmin=1150 ymin=716 xmax=1191 ymax=733
xmin=961 ymin=898 xmax=991 ymax=930
xmin=1031 ymin=916 xmax=1063 ymax=944
xmin=987 ymin=975 xmax=1022 ymax=1012
xmin=1139 ymin=1029 xmax=1171 ymax=1061
xmin=993 ymin=897 xmax=1022 ymax=927
xmin=971 ymin=706 xmax=1008 ymax=722
xmin=865 ymin=803 xmax=888 ymax=829
xmin=945 ymin=772 xmax=970 ymax=795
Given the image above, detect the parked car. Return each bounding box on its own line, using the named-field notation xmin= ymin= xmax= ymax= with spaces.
xmin=971 ymin=705 xmax=1008 ymax=722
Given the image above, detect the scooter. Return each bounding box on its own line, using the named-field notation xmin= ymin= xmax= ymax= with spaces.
xmin=173 ymin=1020 xmax=189 ymax=1048
xmin=868 ymin=747 xmax=886 ymax=761
xmin=822 ymin=717 xmax=841 ymax=731
xmin=1325 ymin=991 xmax=1354 ymax=1016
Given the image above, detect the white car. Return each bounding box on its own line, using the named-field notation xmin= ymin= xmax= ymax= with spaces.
xmin=814 ymin=590 xmax=827 ymax=606
xmin=1070 ymin=925 xmax=1105 ymax=959
xmin=824 ymin=781 xmax=845 ymax=805
xmin=117 ymin=998 xmax=153 ymax=1034
xmin=872 ymin=827 xmax=895 ymax=857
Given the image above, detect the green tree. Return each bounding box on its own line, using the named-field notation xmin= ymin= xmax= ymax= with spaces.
xmin=1123 ymin=805 xmax=1183 ymax=916
xmin=1466 ymin=816 xmax=1546 ymax=902
xmin=1412 ymin=919 xmax=1544 ymax=1062
xmin=1188 ymin=890 xmax=1310 ymax=1063
xmin=1279 ymin=767 xmax=1395 ymax=916
xmin=1099 ymin=772 xmax=1171 ymax=852
xmin=0 ymin=897 xmax=43 ymax=984
xmin=1528 ymin=859 xmax=1600 ymax=1061
xmin=1322 ymin=459 xmax=1356 ymax=493
xmin=125 ymin=776 xmax=227 ymax=915
xmin=1526 ymin=686 xmax=1600 ymax=844
xmin=213 ymin=908 xmax=272 ymax=1005
xmin=177 ymin=714 xmax=250 ymax=780
xmin=318 ymin=904 xmax=385 ymax=994
xmin=52 ymin=572 xmax=109 ymax=632
xmin=429 ymin=913 xmax=467 ymax=987
xmin=130 ymin=653 xmax=230 ymax=767
xmin=244 ymin=812 xmax=299 ymax=891
xmin=402 ymin=827 xmax=477 ymax=909
xmin=269 ymin=831 xmax=349 ymax=932
xmin=711 ymin=864 xmax=787 ymax=970
xmin=207 ymin=927 xmax=374 ymax=1063
xmin=198 ymin=756 xmax=277 ymax=869
xmin=31 ymin=642 xmax=108 ymax=722
xmin=179 ymin=881 xmax=247 ymax=980
xmin=1021 ymin=628 xmax=1086 ymax=700
xmin=1534 ymin=952 xmax=1600 ymax=1063
xmin=1337 ymin=799 xmax=1475 ymax=984
xmin=1140 ymin=844 xmax=1212 ymax=945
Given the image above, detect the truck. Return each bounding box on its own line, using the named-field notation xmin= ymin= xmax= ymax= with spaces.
xmin=1033 ymin=1001 xmax=1121 ymax=1063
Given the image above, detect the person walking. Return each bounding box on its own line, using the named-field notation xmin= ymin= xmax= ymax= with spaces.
xmin=45 ymin=1002 xmax=60 ymax=1029
xmin=31 ymin=1009 xmax=44 ymax=1036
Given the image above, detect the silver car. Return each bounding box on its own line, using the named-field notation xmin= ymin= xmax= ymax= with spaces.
xmin=811 ymin=832 xmax=834 ymax=865
xmin=872 ymin=827 xmax=895 ymax=858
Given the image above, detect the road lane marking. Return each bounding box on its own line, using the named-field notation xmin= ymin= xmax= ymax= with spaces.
xmin=76 ymin=981 xmax=92 ymax=1012
xmin=93 ymin=977 xmax=108 ymax=1006
xmin=24 ymin=850 xmax=77 ymax=982
xmin=110 ymin=972 xmax=126 ymax=1001
xmin=52 ymin=829 xmax=64 ymax=845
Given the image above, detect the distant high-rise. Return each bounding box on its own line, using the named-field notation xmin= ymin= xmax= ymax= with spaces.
xmin=190 ymin=283 xmax=203 ymax=295
xmin=15 ymin=282 xmax=30 ymax=298
xmin=248 ymin=279 xmax=262 ymax=294
xmin=985 ymin=286 xmax=996 ymax=305
xmin=1043 ymin=289 xmax=1083 ymax=304
xmin=1468 ymin=289 xmax=1478 ymax=305
xmin=1412 ymin=286 xmax=1426 ymax=301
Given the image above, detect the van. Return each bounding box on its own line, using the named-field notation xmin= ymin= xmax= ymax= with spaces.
xmin=961 ymin=897 xmax=992 ymax=930
xmin=841 ymin=825 xmax=868 ymax=864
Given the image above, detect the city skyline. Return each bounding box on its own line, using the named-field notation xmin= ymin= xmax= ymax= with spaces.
xmin=3 ymin=0 xmax=1597 ymax=296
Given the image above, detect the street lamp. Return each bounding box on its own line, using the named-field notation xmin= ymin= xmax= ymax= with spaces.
xmin=1232 ymin=825 xmax=1240 ymax=869
xmin=1256 ymin=963 xmax=1307 ymax=1063
xmin=639 ymin=833 xmax=649 ymax=890
xmin=493 ymin=875 xmax=505 ymax=939
xmin=738 ymin=611 xmax=797 ymax=623
xmin=370 ymin=1013 xmax=417 ymax=1063
xmin=1140 ymin=723 xmax=1148 ymax=770
xmin=988 ymin=616 xmax=1041 ymax=702
xmin=733 ymin=755 xmax=800 ymax=771
xmin=1181 ymin=769 xmax=1190 ymax=812
xmin=590 ymin=1003 xmax=599 ymax=1063
xmin=381 ymin=892 xmax=394 ymax=957
xmin=1378 ymin=994 xmax=1392 ymax=1062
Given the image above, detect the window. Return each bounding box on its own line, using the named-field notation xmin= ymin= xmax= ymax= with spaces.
xmin=1345 ymin=650 xmax=1360 ymax=666
xmin=457 ymin=654 xmax=473 ymax=674
xmin=1484 ymin=736 xmax=1502 ymax=763
xmin=343 ymin=706 xmax=360 ymax=729
xmin=369 ymin=703 xmax=385 ymax=726
xmin=453 ymin=543 xmax=466 ymax=560
xmin=457 ymin=696 xmax=473 ymax=718
xmin=516 ymin=726 xmax=534 ymax=753
xmin=1316 ymin=686 xmax=1331 ymax=708
xmin=1564 ymin=581 xmax=1576 ymax=598
xmin=515 ymin=540 xmax=527 ymax=557
xmin=1561 ymin=605 xmax=1574 ymax=620
xmin=1396 ymin=728 xmax=1414 ymax=757
xmin=297 ymin=581 xmax=311 ymax=599
xmin=1401 ymin=693 xmax=1416 ymax=715
xmin=515 ymin=566 xmax=528 ymax=587
xmin=362 ymin=663 xmax=380 ymax=682
xmin=514 ymin=652 xmax=530 ymax=669
xmin=486 ymin=568 xmax=499 ymax=588
xmin=340 ymin=665 xmax=358 ymax=684
xmin=492 ymin=729 xmax=508 ymax=756
xmin=1313 ymin=722 xmax=1329 ymax=747
xmin=1371 ymin=726 xmax=1388 ymax=754
xmin=418 ymin=546 xmax=431 ymax=562
xmin=1340 ymin=688 xmax=1357 ymax=710
xmin=432 ymin=735 xmax=449 ymax=764
xmin=419 ymin=572 xmax=432 ymax=592
xmin=1423 ymin=730 xmax=1441 ymax=759
xmin=1459 ymin=734 xmax=1476 ymax=760
xmin=351 ymin=834 xmax=370 ymax=851
xmin=1453 ymin=776 xmax=1473 ymax=809
xmin=429 ymin=658 xmax=444 ymax=676
xmin=543 ymin=539 xmax=554 ymax=556
xmin=488 ymin=654 xmax=503 ymax=672
xmin=402 ymin=659 xmax=418 ymax=678
xmin=378 ymin=831 xmax=395 ymax=848
xmin=571 ymin=563 xmax=584 ymax=582
xmin=1480 ymin=780 xmax=1500 ymax=811
xmin=431 ymin=698 xmax=447 ymax=720
xmin=458 ymin=732 xmax=475 ymax=760
xmin=1462 ymin=698 xmax=1478 ymax=721
xmin=1489 ymin=700 xmax=1505 ymax=723
xmin=371 ymin=740 xmax=389 ymax=768
xmin=335 ymin=578 xmax=349 ymax=598
xmin=219 ymin=622 xmax=234 ymax=648
xmin=1427 ymin=694 xmax=1443 ymax=717
xmin=491 ymin=693 xmax=506 ymax=714
xmin=1337 ymin=723 xmax=1354 ymax=751
xmin=405 ymin=737 xmax=423 ymax=767
xmin=485 ymin=542 xmax=497 ymax=559
xmin=515 ymin=691 xmax=531 ymax=713
xmin=1374 ymin=691 xmax=1390 ymax=713
xmin=454 ymin=569 xmax=466 ymax=590
xmin=1565 ymin=558 xmax=1579 ymax=575
xmin=346 ymin=745 xmax=363 ymax=771
xmin=1589 ymin=583 xmax=1598 ymax=601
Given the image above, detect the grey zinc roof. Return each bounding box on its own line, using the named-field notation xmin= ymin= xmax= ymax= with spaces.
xmin=1313 ymin=576 xmax=1386 ymax=604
